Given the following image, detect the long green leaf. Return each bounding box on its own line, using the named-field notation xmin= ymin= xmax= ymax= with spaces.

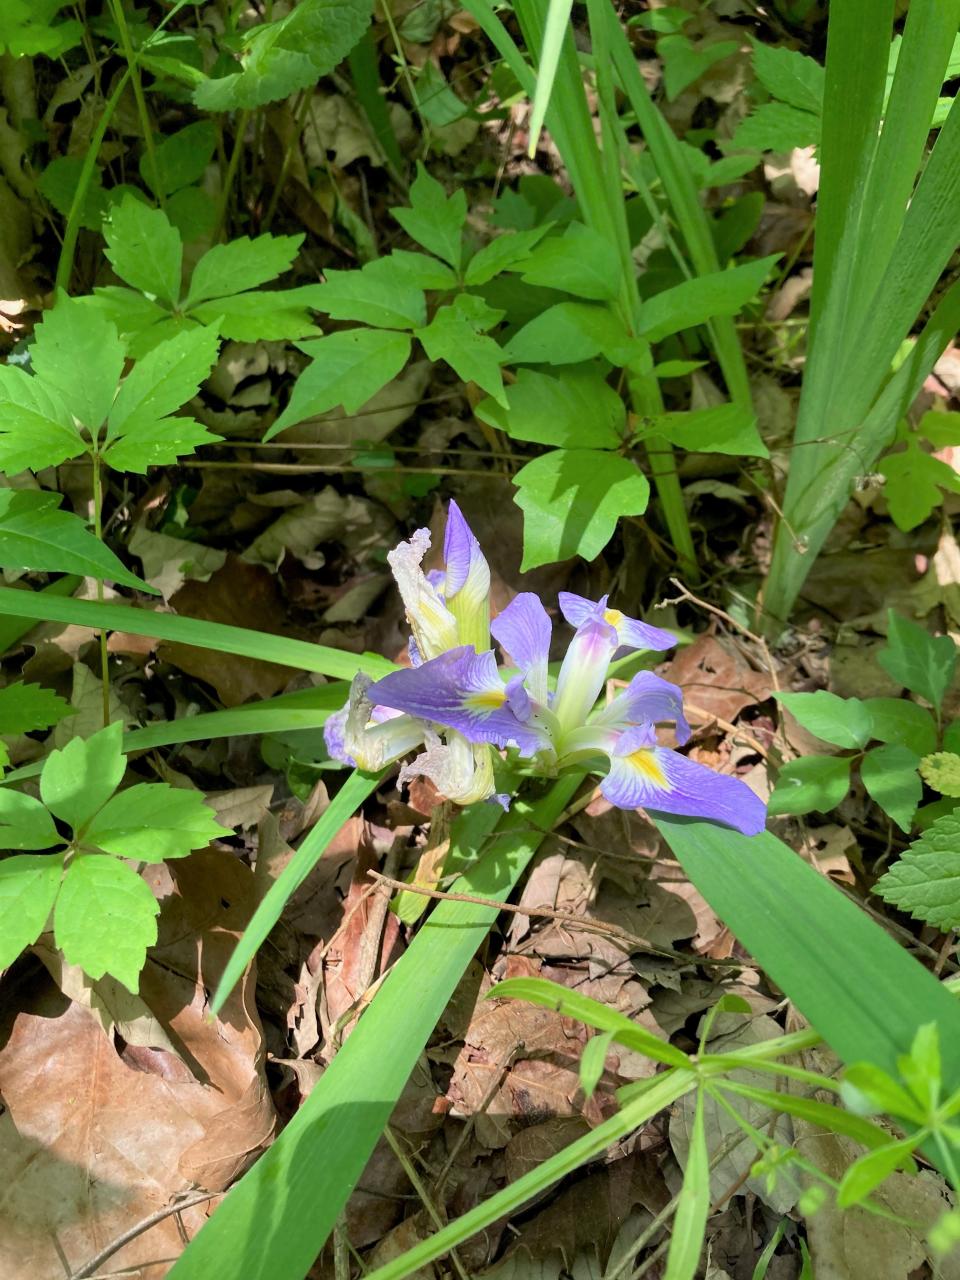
xmin=169 ymin=774 xmax=584 ymax=1280
xmin=365 ymin=1070 xmax=698 ymax=1280
xmin=665 ymin=1088 xmax=709 ymax=1280
xmin=210 ymin=768 xmax=384 ymax=1015
xmin=0 ymin=585 xmax=394 ymax=680
xmin=0 ymin=576 xmax=82 ymax=655
xmin=655 ymin=818 xmax=960 ymax=1082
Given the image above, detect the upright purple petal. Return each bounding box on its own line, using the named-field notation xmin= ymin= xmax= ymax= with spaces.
xmin=491 ymin=592 xmax=552 ymax=706
xmin=552 ymin=614 xmax=618 ymax=731
xmin=600 ymin=725 xmax=766 ymax=836
xmin=369 ymin=646 xmax=548 ymax=754
xmin=442 ymin=501 xmax=491 ymax=651
xmin=559 ymin=591 xmax=676 ymax=653
xmin=595 ymin=671 xmax=692 ymax=744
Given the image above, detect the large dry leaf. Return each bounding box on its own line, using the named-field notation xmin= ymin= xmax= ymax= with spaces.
xmin=662 ymin=633 xmax=771 ymax=723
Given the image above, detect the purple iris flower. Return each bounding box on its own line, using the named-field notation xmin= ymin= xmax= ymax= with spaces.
xmin=330 ymin=504 xmax=767 ymax=837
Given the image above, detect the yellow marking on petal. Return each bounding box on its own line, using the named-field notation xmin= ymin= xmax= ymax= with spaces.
xmin=603 ymin=608 xmax=624 ymax=627
xmin=464 ymin=688 xmax=507 ymax=712
xmin=624 ymin=748 xmax=668 ymax=788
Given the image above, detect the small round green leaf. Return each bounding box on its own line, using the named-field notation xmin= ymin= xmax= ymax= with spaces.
xmin=919 ymin=751 xmax=960 ymax=797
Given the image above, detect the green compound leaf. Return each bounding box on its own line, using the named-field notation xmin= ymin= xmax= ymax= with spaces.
xmin=513 ymin=448 xmax=650 ymax=570
xmin=40 ymin=721 xmax=125 ymax=834
xmin=861 ymin=744 xmax=922 ymax=832
xmin=267 ymin=329 xmax=411 ymax=436
xmin=878 ymin=610 xmax=958 ymax=714
xmin=30 ymin=294 xmax=126 ymax=432
xmin=0 ymin=364 xmax=84 ymax=474
xmin=143 ymin=121 xmax=218 ymax=198
xmin=84 ymin=783 xmax=229 ymax=862
xmin=0 ymin=682 xmax=71 ymax=735
xmin=517 ymin=222 xmax=622 ymax=301
xmin=750 ymin=37 xmax=824 ymax=114
xmin=637 ymin=403 xmax=768 ymax=459
xmin=0 ymin=789 xmax=63 ymax=850
xmin=875 ymin=812 xmax=960 ymax=930
xmin=768 ymin=754 xmax=851 ymax=816
xmin=475 ymin=365 xmax=625 ymax=449
xmin=730 ymin=102 xmax=820 ymax=152
xmin=637 ymin=255 xmax=779 ymax=343
xmin=184 ymin=233 xmax=305 ymax=307
xmin=306 ymin=262 xmax=426 ymax=330
xmin=503 ymin=301 xmax=633 ymax=365
xmin=864 ymin=697 xmax=938 ymax=756
xmin=54 ymin=853 xmax=159 ymax=993
xmin=464 ymin=226 xmax=552 ymax=287
xmin=0 ymin=853 xmax=65 ymax=970
xmin=775 ymin=689 xmax=873 ymax=749
xmin=104 ymin=197 xmax=183 ymax=307
xmin=919 ymin=752 xmax=960 ymax=797
xmin=0 ymin=491 xmax=153 ymax=593
xmin=415 ymin=303 xmax=506 ymax=406
xmin=392 ymin=162 xmax=466 ymax=270
xmin=107 ymin=325 xmax=221 ymax=439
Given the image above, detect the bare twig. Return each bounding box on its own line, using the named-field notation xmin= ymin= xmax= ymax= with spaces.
xmin=67 ymin=1191 xmax=222 ymax=1280
xmin=663 ymin=577 xmax=780 ymax=692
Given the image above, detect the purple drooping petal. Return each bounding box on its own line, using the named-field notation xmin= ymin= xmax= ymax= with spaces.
xmin=595 ymin=671 xmax=692 ymax=744
xmin=600 ymin=725 xmax=766 ymax=836
xmin=491 ymin=592 xmax=551 ymax=706
xmin=552 ymin=614 xmax=619 ymax=731
xmin=505 ymin=672 xmax=532 ymax=722
xmin=558 ymin=591 xmax=676 ymax=654
xmin=443 ymin=500 xmax=484 ymax=598
xmin=369 ymin=646 xmax=548 ymax=755
xmin=324 ymin=704 xmax=353 ymax=765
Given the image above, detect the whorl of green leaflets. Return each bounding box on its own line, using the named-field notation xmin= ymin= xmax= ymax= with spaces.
xmin=0 ymin=723 xmax=229 ymax=993
xmin=919 ymin=751 xmax=960 ymax=797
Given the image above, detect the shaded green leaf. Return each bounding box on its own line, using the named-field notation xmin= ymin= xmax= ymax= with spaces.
xmin=875 ymin=813 xmax=960 ymax=930
xmin=268 ymin=330 xmax=411 ymax=435
xmin=85 ymin=784 xmax=228 ymax=861
xmin=503 ymin=300 xmax=633 ymax=365
xmin=0 ymin=682 xmax=71 ymax=735
xmin=416 ymin=304 xmax=506 ymax=405
xmin=768 ymin=754 xmax=850 ymax=816
xmin=517 ymin=222 xmax=621 ymax=301
xmin=639 ymin=402 xmax=768 ymax=458
xmin=307 ymin=262 xmax=426 ymax=329
xmin=464 ymin=226 xmax=552 ymax=286
xmin=392 ymin=163 xmax=466 ymax=270
xmin=54 ymin=853 xmax=159 ymax=993
xmin=861 ymin=744 xmax=922 ymax=832
xmin=751 ymin=39 xmax=824 ymax=114
xmin=30 ymin=295 xmax=125 ymax=432
xmin=475 ymin=365 xmax=624 ymax=448
xmin=0 ymin=853 xmax=64 ymax=969
xmin=143 ymin=121 xmax=217 ymax=197
xmin=0 ymin=365 xmax=83 ymax=474
xmin=0 ymin=491 xmax=152 ymax=592
xmin=513 ymin=449 xmax=650 ymax=570
xmin=638 ymin=256 xmax=779 ymax=342
xmin=40 ymin=721 xmax=125 ymax=834
xmin=775 ymin=690 xmax=872 ymax=749
xmin=0 ymin=790 xmax=62 ymax=850
xmin=184 ymin=233 xmax=304 ymax=307
xmin=658 ymin=34 xmax=737 ymax=100
xmin=864 ymin=698 xmax=938 ymax=756
xmin=104 ymin=198 xmax=183 ymax=306
xmin=878 ymin=611 xmax=957 ymax=713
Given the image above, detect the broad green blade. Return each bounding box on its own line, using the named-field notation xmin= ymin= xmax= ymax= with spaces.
xmin=210 ymin=768 xmax=384 ymax=1015
xmin=363 ymin=1069 xmax=698 ymax=1280
xmin=0 ymin=576 xmax=82 ymax=655
xmin=655 ymin=818 xmax=960 ymax=1081
xmin=169 ymin=774 xmax=584 ymax=1280
xmin=0 ymin=585 xmax=394 ymax=680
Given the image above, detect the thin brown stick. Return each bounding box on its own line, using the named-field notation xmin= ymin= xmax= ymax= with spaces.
xmin=663 ymin=577 xmax=780 ymax=692
xmin=67 ymin=1191 xmax=222 ymax=1280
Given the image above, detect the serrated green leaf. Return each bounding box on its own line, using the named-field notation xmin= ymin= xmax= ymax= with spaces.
xmin=190 ymin=287 xmax=322 ymax=343
xmin=503 ymin=301 xmax=634 ymax=366
xmin=268 ymin=329 xmax=411 ymax=436
xmin=104 ymin=198 xmax=183 ymax=306
xmin=0 ymin=682 xmax=71 ymax=735
xmin=775 ymin=690 xmax=872 ymax=749
xmin=639 ymin=403 xmax=768 ymax=459
xmin=106 ymin=418 xmax=222 ymax=474
xmin=464 ymin=226 xmax=552 ymax=287
xmin=415 ymin=304 xmax=506 ymax=406
xmin=143 ymin=121 xmax=217 ymax=197
xmin=638 ymin=256 xmax=779 ymax=343
xmin=879 ymin=443 xmax=960 ymax=531
xmin=184 ymin=234 xmax=304 ymax=308
xmin=107 ymin=326 xmax=221 ymax=441
xmin=30 ymin=295 xmax=125 ymax=432
xmin=40 ymin=721 xmax=125 ymax=834
xmin=768 ymin=754 xmax=850 ymax=816
xmin=0 ymin=364 xmax=83 ymax=474
xmin=0 ymin=853 xmax=64 ymax=969
xmin=750 ymin=39 xmax=824 ymax=114
xmin=917 ymin=410 xmax=960 ymax=450
xmin=0 ymin=789 xmax=62 ymax=850
xmin=476 ymin=365 xmax=624 ymax=449
xmin=54 ymin=853 xmax=159 ymax=993
xmin=307 ymin=262 xmax=426 ymax=329
xmin=658 ymin=33 xmax=738 ymax=100
xmin=861 ymin=744 xmax=922 ymax=832
xmin=377 ymin=250 xmax=459 ymax=290
xmin=85 ymin=783 xmax=228 ymax=861
xmin=878 ymin=611 xmax=957 ymax=714
xmin=864 ymin=698 xmax=938 ymax=756
xmin=195 ymin=46 xmax=317 ymax=111
xmin=517 ymin=223 xmax=621 ymax=301
xmin=731 ymin=102 xmax=820 ymax=152
xmin=513 ymin=449 xmax=650 ymax=570
xmin=919 ymin=752 xmax=960 ymax=797
xmin=392 ymin=163 xmax=466 ymax=270
xmin=875 ymin=812 xmax=960 ymax=930
xmin=0 ymin=490 xmax=152 ymax=592
xmin=84 ymin=287 xmax=171 ymax=346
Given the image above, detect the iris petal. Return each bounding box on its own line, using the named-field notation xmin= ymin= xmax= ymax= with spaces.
xmin=443 ymin=500 xmax=491 ymax=651
xmin=552 ymin=615 xmax=618 ymax=732
xmin=594 ymin=671 xmax=691 ymax=743
xmin=388 ymin=528 xmax=459 ymax=662
xmin=491 ymin=592 xmax=551 ymax=706
xmin=558 ymin=591 xmax=677 ymax=653
xmin=600 ymin=725 xmax=766 ymax=836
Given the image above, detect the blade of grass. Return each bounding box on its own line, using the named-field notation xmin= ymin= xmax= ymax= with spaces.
xmin=169 ymin=774 xmax=584 ymax=1280
xmin=0 ymin=586 xmax=394 ymax=680
xmin=526 ymin=0 xmax=575 ymax=158
xmin=664 ymin=1088 xmax=708 ymax=1280
xmin=654 ymin=818 xmax=960 ymax=1081
xmin=0 ymin=576 xmax=83 ymax=654
xmin=363 ymin=1068 xmax=698 ymax=1280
